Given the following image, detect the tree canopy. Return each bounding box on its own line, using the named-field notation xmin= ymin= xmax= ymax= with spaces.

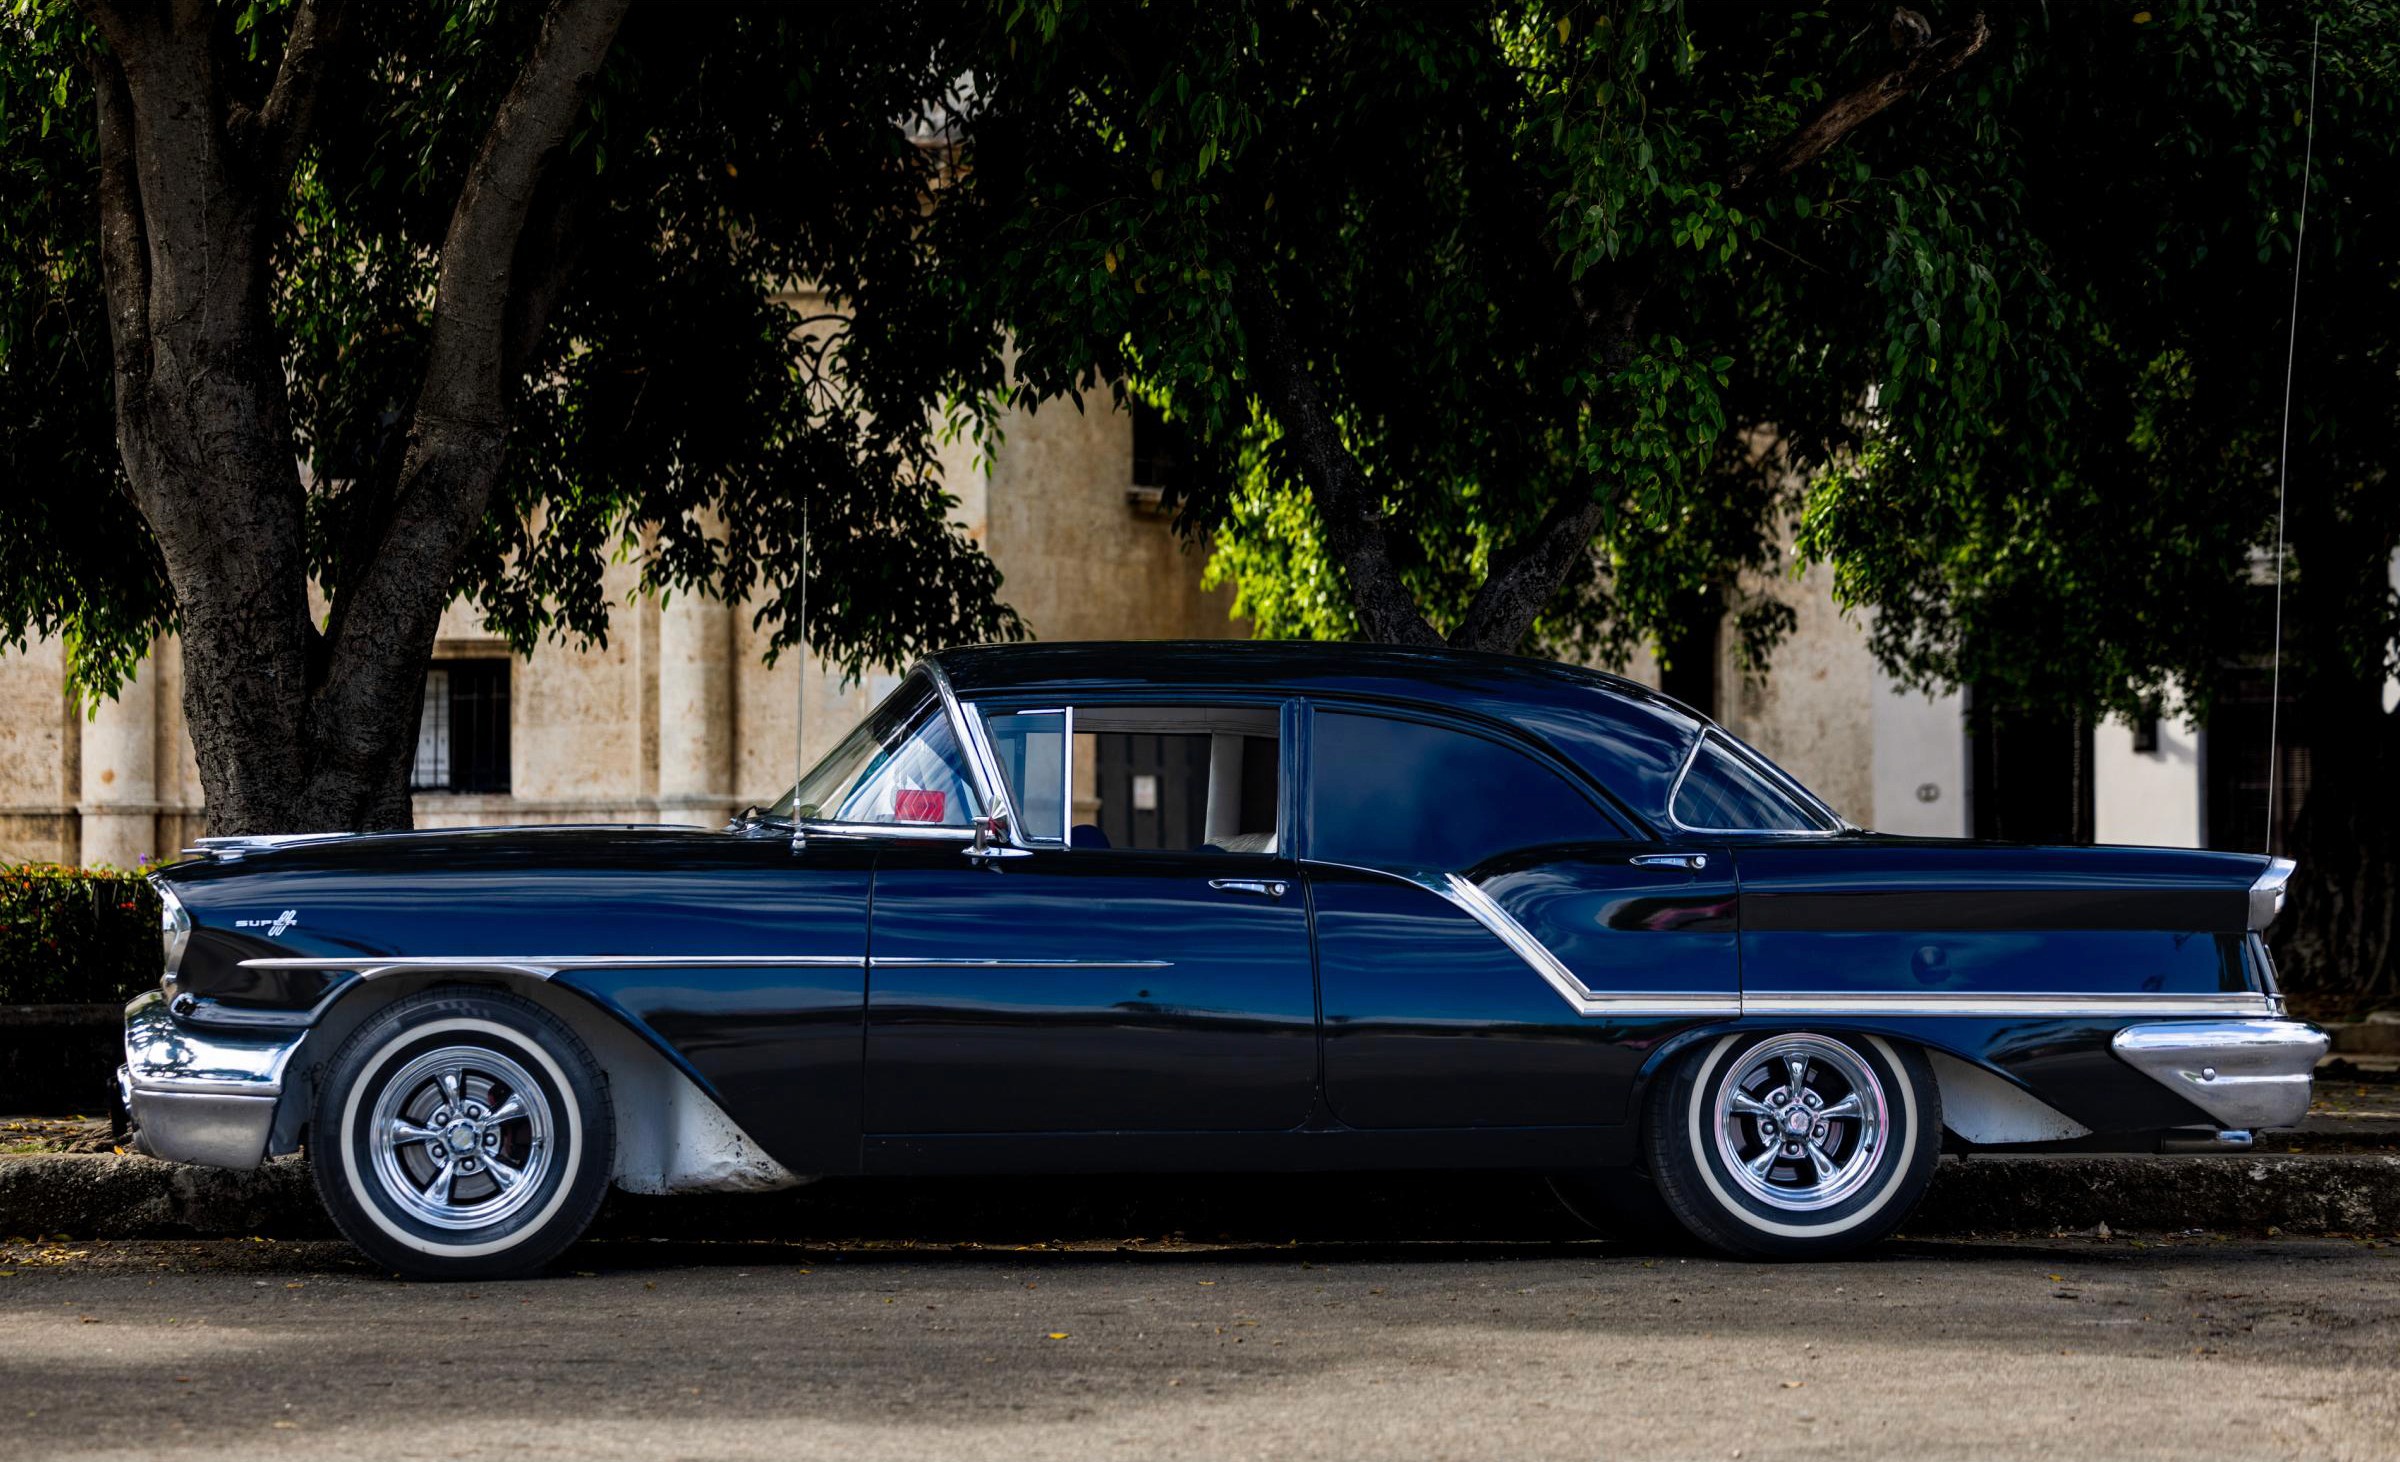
xmin=946 ymin=0 xmax=1992 ymax=666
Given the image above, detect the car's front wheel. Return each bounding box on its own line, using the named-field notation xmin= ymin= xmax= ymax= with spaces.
xmin=1644 ymin=1031 xmax=1939 ymax=1260
xmin=311 ymin=987 xmax=613 ymax=1280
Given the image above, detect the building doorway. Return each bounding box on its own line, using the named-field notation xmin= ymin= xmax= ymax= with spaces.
xmin=1967 ymin=690 xmax=2093 ymax=844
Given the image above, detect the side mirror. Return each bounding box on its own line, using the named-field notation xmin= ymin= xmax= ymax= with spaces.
xmin=965 ymin=812 xmax=1029 ymax=861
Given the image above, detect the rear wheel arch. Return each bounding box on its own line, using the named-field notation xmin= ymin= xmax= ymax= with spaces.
xmin=1641 ymin=1028 xmax=1943 ymax=1258
xmin=1629 ymin=1023 xmax=2080 ymax=1151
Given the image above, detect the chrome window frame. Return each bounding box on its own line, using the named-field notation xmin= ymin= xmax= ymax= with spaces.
xmin=976 ymin=704 xmax=1075 ymax=846
xmin=1666 ymin=727 xmax=1847 ymax=837
xmin=956 ymin=684 xmax=1299 ymax=856
xmin=781 ymin=663 xmax=987 ymax=844
xmin=922 ymin=657 xmax=1025 ymax=845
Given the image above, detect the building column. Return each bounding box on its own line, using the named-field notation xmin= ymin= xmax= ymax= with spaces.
xmin=79 ymin=651 xmax=159 ymax=868
xmin=655 ymin=591 xmax=736 ymax=827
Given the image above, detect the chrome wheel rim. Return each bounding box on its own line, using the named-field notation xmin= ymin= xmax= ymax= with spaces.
xmin=1712 ymin=1034 xmax=1888 ymax=1212
xmin=366 ymin=1044 xmax=554 ymax=1231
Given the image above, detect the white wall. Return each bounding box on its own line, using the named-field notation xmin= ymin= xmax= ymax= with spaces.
xmin=2092 ymin=714 xmax=2203 ymax=848
xmin=2387 ymin=547 xmax=2398 ymax=714
xmin=1869 ymin=667 xmax=1967 ymax=836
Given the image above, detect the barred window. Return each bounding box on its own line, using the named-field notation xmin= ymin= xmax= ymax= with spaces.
xmin=412 ymin=660 xmax=511 ymax=794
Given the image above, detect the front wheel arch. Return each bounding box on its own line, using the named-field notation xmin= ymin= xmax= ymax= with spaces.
xmin=272 ymin=970 xmax=802 ymax=1196
xmin=311 ymin=985 xmax=616 ymax=1278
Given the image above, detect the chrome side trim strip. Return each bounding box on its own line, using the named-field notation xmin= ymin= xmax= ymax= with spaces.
xmin=1388 ymin=864 xmax=2287 ymax=1024
xmin=1745 ymin=991 xmax=2281 ymax=1019
xmin=869 ymin=958 xmax=1173 ymax=970
xmin=238 ymin=954 xmax=1169 ymax=975
xmin=1431 ymin=872 xmax=1742 ymax=1018
xmin=239 ymin=954 xmax=870 ymax=977
xmin=798 ymin=820 xmax=976 ymax=843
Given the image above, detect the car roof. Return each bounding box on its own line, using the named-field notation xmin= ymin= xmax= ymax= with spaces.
xmin=926 ymin=641 xmax=1708 ymax=831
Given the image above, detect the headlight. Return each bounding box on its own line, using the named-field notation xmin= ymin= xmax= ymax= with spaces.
xmin=157 ymin=881 xmax=192 ymax=974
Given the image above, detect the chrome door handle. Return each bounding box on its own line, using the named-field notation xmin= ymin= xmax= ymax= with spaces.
xmin=1628 ymin=853 xmax=1708 ymax=872
xmin=1208 ymin=878 xmax=1288 ymax=898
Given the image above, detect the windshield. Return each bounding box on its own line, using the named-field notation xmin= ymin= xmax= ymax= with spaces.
xmin=765 ymin=672 xmax=980 ymax=828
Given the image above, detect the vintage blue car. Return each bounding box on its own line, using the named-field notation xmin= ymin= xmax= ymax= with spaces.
xmin=119 ymin=642 xmax=2321 ymax=1277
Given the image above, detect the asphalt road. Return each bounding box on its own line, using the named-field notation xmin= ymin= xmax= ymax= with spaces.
xmin=2 ymin=1227 xmax=2396 ymax=1462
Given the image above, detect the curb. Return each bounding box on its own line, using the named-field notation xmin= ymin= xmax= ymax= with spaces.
xmin=1912 ymin=1153 xmax=2400 ymax=1236
xmin=6 ymin=1151 xmax=2399 ymax=1244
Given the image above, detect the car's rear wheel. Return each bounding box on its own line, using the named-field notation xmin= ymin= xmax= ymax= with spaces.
xmin=311 ymin=987 xmax=613 ymax=1280
xmin=1644 ymin=1031 xmax=1939 ymax=1260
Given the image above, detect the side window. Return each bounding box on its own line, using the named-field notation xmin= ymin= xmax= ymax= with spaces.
xmin=1308 ymin=710 xmax=1630 ymax=871
xmin=1671 ymin=732 xmax=1834 ymax=833
xmin=984 ymin=703 xmax=1282 ymax=854
xmin=985 ymin=709 xmax=1067 ymax=842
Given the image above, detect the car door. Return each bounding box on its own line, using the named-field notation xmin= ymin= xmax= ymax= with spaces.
xmin=864 ymin=696 xmax=1318 ymax=1135
xmin=1303 ymin=705 xmax=1741 ymax=1129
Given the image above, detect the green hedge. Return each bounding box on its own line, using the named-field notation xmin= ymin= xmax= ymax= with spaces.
xmin=0 ymin=864 xmax=161 ymax=1005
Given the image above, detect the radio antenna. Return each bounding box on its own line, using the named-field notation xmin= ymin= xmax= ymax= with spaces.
xmin=792 ymin=497 xmax=808 ymax=851
xmin=2264 ymin=15 xmax=2321 ymax=857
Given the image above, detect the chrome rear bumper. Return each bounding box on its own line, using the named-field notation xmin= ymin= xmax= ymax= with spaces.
xmin=117 ymin=989 xmax=304 ymax=1170
xmin=2112 ymin=1018 xmax=2327 ymax=1132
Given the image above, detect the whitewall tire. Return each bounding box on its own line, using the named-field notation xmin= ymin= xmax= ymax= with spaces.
xmin=311 ymin=987 xmax=614 ymax=1280
xmin=1644 ymin=1031 xmax=1939 ymax=1260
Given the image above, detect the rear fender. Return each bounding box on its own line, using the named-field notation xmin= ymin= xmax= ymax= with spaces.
xmin=1627 ymin=1016 xmax=2203 ymax=1146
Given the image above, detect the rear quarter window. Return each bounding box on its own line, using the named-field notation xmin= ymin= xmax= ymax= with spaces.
xmin=1671 ymin=733 xmax=1834 ymax=833
xmin=1308 ymin=710 xmax=1632 ymax=871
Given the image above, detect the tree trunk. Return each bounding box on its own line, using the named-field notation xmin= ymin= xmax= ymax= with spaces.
xmin=86 ymin=6 xmax=322 ymax=835
xmin=80 ymin=0 xmax=629 ymax=836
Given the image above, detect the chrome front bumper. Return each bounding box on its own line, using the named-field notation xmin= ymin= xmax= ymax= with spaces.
xmin=2113 ymin=1018 xmax=2328 ymax=1132
xmin=117 ymin=989 xmax=305 ymax=1170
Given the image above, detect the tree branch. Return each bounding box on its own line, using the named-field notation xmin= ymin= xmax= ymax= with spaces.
xmin=87 ymin=49 xmax=150 ymax=375
xmin=1448 ymin=496 xmax=1608 ymax=654
xmin=1234 ymin=266 xmax=1443 ymax=647
xmin=1729 ymin=10 xmax=1992 ymax=194
xmin=251 ymin=0 xmax=352 ymax=183
xmin=415 ymin=0 xmax=631 ymax=430
xmin=500 ymin=162 xmax=598 ymax=378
